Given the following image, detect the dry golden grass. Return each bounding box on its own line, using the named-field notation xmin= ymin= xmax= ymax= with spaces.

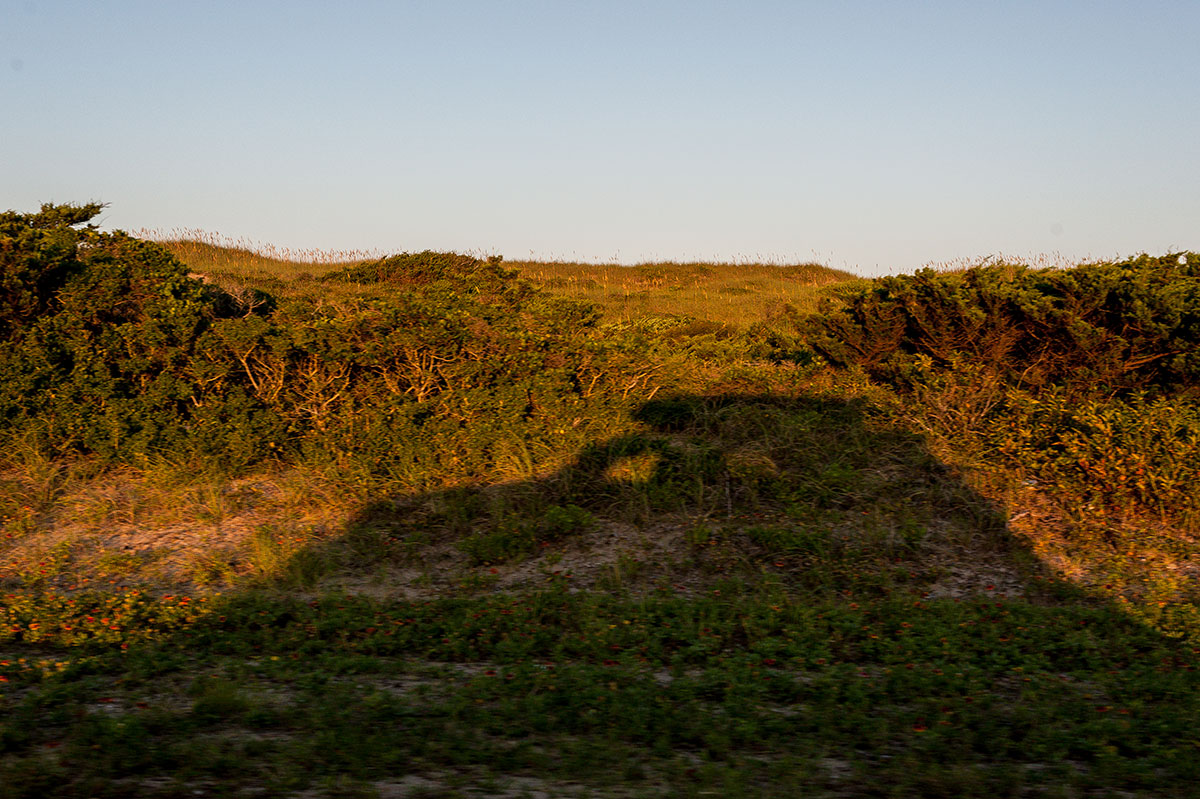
xmin=509 ymin=259 xmax=860 ymax=324
xmin=137 ymin=229 xmax=379 ymax=282
xmin=0 ymin=455 xmax=357 ymax=594
xmin=148 ymin=230 xmax=861 ymax=326
xmin=914 ymin=251 xmax=1104 ymax=276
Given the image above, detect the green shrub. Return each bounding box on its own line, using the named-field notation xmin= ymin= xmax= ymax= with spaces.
xmin=801 ymin=254 xmax=1200 ymax=396
xmin=0 ymin=202 xmax=102 ymax=338
xmin=326 ymin=249 xmax=513 ymax=289
xmin=0 ymin=204 xmax=650 ymax=485
xmin=990 ymin=390 xmax=1200 ymax=519
xmin=0 ymin=204 xmax=266 ymax=462
xmin=798 ymin=254 xmax=1200 ymax=523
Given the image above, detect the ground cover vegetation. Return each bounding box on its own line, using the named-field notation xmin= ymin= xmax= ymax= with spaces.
xmin=1 ymin=203 xmax=1198 ymax=797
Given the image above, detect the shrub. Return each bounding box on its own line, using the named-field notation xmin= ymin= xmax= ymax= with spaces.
xmin=801 ymin=254 xmax=1200 ymax=396
xmin=797 ymin=254 xmax=1200 ymax=522
xmin=325 ymin=250 xmax=523 ymax=296
xmin=0 ymin=202 xmax=102 ymax=339
xmin=0 ymin=204 xmax=265 ymax=461
xmin=989 ymin=390 xmax=1200 ymax=519
xmin=0 ymin=204 xmax=647 ymax=484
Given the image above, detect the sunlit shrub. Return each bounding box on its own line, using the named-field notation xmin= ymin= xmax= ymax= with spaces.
xmin=0 ymin=204 xmax=648 ymax=485
xmin=799 ymin=254 xmax=1200 ymax=522
xmin=990 ymin=390 xmax=1200 ymax=519
xmin=802 ymin=254 xmax=1200 ymax=395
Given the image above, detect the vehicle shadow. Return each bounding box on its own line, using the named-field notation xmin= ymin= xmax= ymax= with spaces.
xmin=9 ymin=390 xmax=1200 ymax=799
xmin=320 ymin=391 xmax=1056 ymax=602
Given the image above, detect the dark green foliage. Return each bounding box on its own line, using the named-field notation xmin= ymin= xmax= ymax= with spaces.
xmin=0 ymin=204 xmax=257 ymax=460
xmin=325 ymin=249 xmax=518 ymax=293
xmin=0 ymin=204 xmax=621 ymax=477
xmin=802 ymin=254 xmax=1200 ymax=395
xmin=800 ymin=254 xmax=1200 ymax=528
xmin=0 ymin=202 xmax=103 ymax=339
xmin=6 ymin=588 xmax=1200 ymax=797
xmin=457 ymin=504 xmax=596 ymax=564
xmin=631 ymin=396 xmax=707 ymax=431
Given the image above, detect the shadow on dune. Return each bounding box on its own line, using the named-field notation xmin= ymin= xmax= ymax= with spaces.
xmin=315 ymin=391 xmax=1061 ymax=602
xmin=10 ymin=392 xmax=1200 ymax=799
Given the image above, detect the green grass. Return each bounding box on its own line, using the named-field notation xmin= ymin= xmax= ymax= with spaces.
xmin=3 ymin=233 xmax=1200 ymax=797
xmin=3 ymin=585 xmax=1199 ymax=797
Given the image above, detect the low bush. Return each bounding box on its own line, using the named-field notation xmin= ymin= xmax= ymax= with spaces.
xmin=1 ymin=204 xmax=261 ymax=461
xmin=801 ymin=254 xmax=1200 ymax=396
xmin=796 ymin=255 xmax=1200 ymax=524
xmin=0 ymin=204 xmax=651 ymax=485
xmin=989 ymin=390 xmax=1200 ymax=521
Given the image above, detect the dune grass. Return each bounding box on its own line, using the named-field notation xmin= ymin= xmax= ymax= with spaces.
xmin=3 ymin=226 xmax=1199 ymax=797
xmin=507 ymin=259 xmax=860 ymax=325
xmin=145 ymin=231 xmax=860 ymax=325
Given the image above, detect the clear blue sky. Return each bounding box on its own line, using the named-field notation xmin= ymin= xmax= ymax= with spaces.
xmin=2 ymin=1 xmax=1196 ymax=275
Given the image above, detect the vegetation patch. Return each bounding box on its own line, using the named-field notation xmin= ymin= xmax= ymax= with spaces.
xmin=2 ymin=204 xmax=1199 ymax=796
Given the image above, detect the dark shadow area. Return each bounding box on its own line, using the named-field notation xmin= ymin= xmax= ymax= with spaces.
xmin=324 ymin=391 xmax=1062 ymax=603
xmin=8 ymin=392 xmax=1200 ymax=799
xmin=6 ymin=207 xmax=1199 ymax=796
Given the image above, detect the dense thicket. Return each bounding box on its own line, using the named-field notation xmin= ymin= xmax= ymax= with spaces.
xmin=0 ymin=203 xmax=258 ymax=460
xmin=0 ymin=204 xmax=626 ymax=478
xmin=6 ymin=203 xmax=1198 ymax=523
xmin=802 ymin=255 xmax=1200 ymax=395
xmin=798 ymin=255 xmax=1200 ymax=521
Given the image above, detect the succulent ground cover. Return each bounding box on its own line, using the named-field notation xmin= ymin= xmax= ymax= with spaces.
xmin=1 ymin=205 xmax=1198 ymax=797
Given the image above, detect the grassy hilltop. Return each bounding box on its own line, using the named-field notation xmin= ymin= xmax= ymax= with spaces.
xmin=2 ymin=204 xmax=1199 ymax=797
